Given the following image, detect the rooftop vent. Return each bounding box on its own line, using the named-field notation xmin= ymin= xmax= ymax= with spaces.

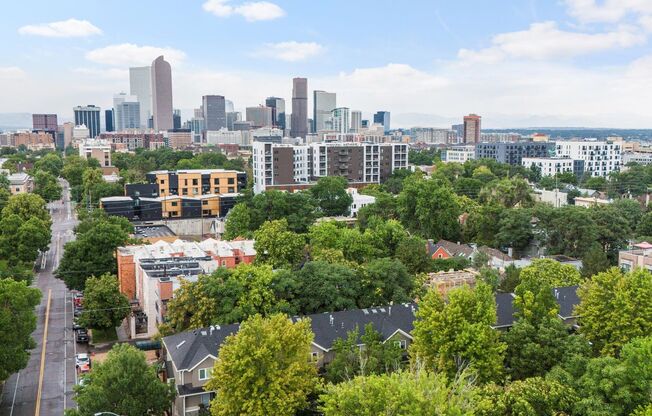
xmin=176 ymin=340 xmax=186 ymax=349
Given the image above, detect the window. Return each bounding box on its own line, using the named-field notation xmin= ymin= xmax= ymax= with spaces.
xmin=171 ymin=202 xmax=178 ymax=207
xmin=202 ymin=200 xmax=208 ymax=206
xmin=200 ymin=393 xmax=212 ymax=406
xmin=192 ymin=179 xmax=198 ymax=186
xmin=228 ymin=187 xmax=235 ymax=193
xmin=394 ymin=339 xmax=407 ymax=349
xmin=160 ymin=180 xmax=165 ymax=185
xmin=213 ymin=178 xmax=220 ymax=185
xmin=198 ymin=368 xmax=212 ymax=380
xmin=182 ymin=188 xmax=188 ymax=196
xmin=214 ymin=188 xmax=220 ymax=193
xmin=221 ymin=260 xmax=226 ymax=267
xmin=228 ymin=178 xmax=235 ymax=185
xmin=309 ymin=352 xmax=319 ymax=362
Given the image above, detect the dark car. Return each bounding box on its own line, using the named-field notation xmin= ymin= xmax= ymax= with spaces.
xmin=74 ymin=307 xmax=83 ymax=317
xmin=76 ymin=329 xmax=89 ymax=344
xmin=72 ymin=318 xmax=84 ymax=331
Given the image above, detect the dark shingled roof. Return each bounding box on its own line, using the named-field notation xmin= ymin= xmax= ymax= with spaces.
xmin=163 ymin=323 xmax=240 ymax=371
xmin=428 ymin=239 xmax=474 ymax=258
xmin=495 ymin=292 xmax=516 ymax=328
xmin=554 ymin=285 xmax=580 ymax=319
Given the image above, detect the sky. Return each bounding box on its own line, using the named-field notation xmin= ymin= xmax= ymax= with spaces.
xmin=1 ymin=0 xmax=652 ymax=128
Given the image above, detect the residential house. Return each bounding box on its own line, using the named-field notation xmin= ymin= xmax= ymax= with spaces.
xmin=7 ymin=172 xmax=33 ymax=195
xmin=347 ymin=188 xmax=375 ymax=217
xmin=424 ymin=269 xmax=479 ymax=296
xmin=427 ymin=239 xmax=513 ymax=268
xmin=619 ymin=242 xmax=652 ymax=272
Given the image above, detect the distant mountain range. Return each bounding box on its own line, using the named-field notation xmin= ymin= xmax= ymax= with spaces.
xmin=0 ymin=113 xmax=31 ymax=131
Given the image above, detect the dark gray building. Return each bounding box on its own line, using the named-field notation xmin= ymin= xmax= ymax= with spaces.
xmin=73 ymin=105 xmax=101 ymax=138
xmin=290 ymin=77 xmax=308 ymax=138
xmin=475 ymin=141 xmax=555 ymax=165
xmin=265 ymin=96 xmax=285 ymax=130
xmin=373 ymin=111 xmax=391 ymax=133
xmin=105 ymin=109 xmax=114 ymax=132
xmin=202 ymin=95 xmax=227 ymax=131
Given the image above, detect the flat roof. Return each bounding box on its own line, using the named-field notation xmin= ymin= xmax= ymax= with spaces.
xmin=133 ymin=225 xmax=176 ymax=239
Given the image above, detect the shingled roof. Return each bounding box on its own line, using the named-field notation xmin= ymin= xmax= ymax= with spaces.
xmin=427 ymin=239 xmax=474 ymax=258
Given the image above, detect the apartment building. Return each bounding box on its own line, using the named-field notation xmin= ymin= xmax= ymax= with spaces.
xmin=442 ymin=145 xmax=476 ymax=163
xmin=411 ymin=128 xmax=457 ymax=144
xmin=98 ymin=132 xmax=166 ymax=150
xmin=145 ymin=169 xmax=247 ymax=197
xmin=252 ymin=141 xmax=409 ymax=193
xmin=521 ymin=157 xmax=584 ymax=177
xmin=117 ymin=238 xmax=256 ymax=338
xmin=555 ymin=139 xmax=621 ymax=177
xmin=79 ymin=138 xmax=111 ymax=167
xmin=475 ymin=141 xmax=555 ymax=166
xmin=619 ymin=242 xmax=652 ymax=272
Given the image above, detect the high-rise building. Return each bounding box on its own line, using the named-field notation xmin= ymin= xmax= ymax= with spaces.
xmin=225 ymin=100 xmax=235 ymax=113
xmin=265 ymin=97 xmax=286 ymax=129
xmin=61 ymin=122 xmax=74 ymax=148
xmin=151 ymin=56 xmax=173 ymax=132
xmin=73 ymin=105 xmax=101 ymax=138
xmin=555 ymin=139 xmax=622 ymax=177
xmin=226 ymin=112 xmax=241 ymax=131
xmin=129 ymin=66 xmax=152 ymax=129
xmin=350 ymin=111 xmax=362 ymax=133
xmin=32 ymin=114 xmax=58 ymax=131
xmin=331 ymin=107 xmax=350 ymax=134
xmin=113 ymin=93 xmax=141 ymax=131
xmin=173 ymin=109 xmax=182 ymax=130
xmin=246 ymin=106 xmax=273 ymax=128
xmin=463 ymin=114 xmax=481 ymax=144
xmin=105 ymin=109 xmax=114 ymax=132
xmin=476 ymin=141 xmax=554 ymax=166
xmin=290 ymin=77 xmax=308 ymax=138
xmin=313 ymin=90 xmax=336 ymax=132
xmin=451 ymin=124 xmax=464 ymax=142
xmin=202 ymin=95 xmax=227 ymax=131
xmin=373 ymin=111 xmax=391 ymax=133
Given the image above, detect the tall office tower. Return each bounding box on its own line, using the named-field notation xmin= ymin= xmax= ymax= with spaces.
xmin=225 ymin=100 xmax=235 ymax=113
xmin=226 ymin=112 xmax=241 ymax=130
xmin=361 ymin=120 xmax=369 ymax=129
xmin=32 ymin=114 xmax=58 ymax=131
xmin=105 ymin=109 xmax=114 ymax=132
xmin=151 ymin=56 xmax=173 ymax=131
xmin=73 ymin=105 xmax=101 ymax=138
xmin=463 ymin=114 xmax=481 ymax=144
xmin=188 ymin=117 xmax=205 ymax=143
xmin=313 ymin=90 xmax=336 ymax=132
xmin=129 ymin=66 xmax=152 ymax=129
xmin=61 ymin=122 xmax=74 ymax=148
xmin=265 ymin=97 xmax=286 ymax=129
xmin=113 ymin=93 xmax=141 ymax=131
xmin=373 ymin=111 xmax=391 ymax=133
xmin=202 ymin=95 xmax=227 ymax=131
xmin=451 ymin=123 xmax=464 ymax=142
xmin=173 ymin=109 xmax=182 ymax=130
xmin=290 ymin=77 xmax=308 ymax=138
xmin=331 ymin=107 xmax=350 ymax=134
xmin=246 ymin=106 xmax=273 ymax=128
xmin=350 ymin=110 xmax=362 ymax=133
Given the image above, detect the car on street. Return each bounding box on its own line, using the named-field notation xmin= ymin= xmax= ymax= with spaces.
xmin=76 ymin=328 xmax=89 ymax=344
xmin=74 ymin=307 xmax=83 ymax=317
xmin=72 ymin=318 xmax=84 ymax=331
xmin=77 ymin=363 xmax=90 ymax=374
xmin=75 ymin=353 xmax=90 ymax=369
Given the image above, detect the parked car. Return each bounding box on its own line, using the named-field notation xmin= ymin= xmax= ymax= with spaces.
xmin=76 ymin=329 xmax=89 ymax=344
xmin=72 ymin=318 xmax=84 ymax=331
xmin=74 ymin=307 xmax=83 ymax=317
xmin=77 ymin=363 xmax=90 ymax=374
xmin=77 ymin=376 xmax=88 ymax=386
xmin=75 ymin=353 xmax=90 ymax=369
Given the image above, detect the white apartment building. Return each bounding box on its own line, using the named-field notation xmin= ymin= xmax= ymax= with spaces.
xmin=252 ymin=141 xmax=409 ymax=194
xmin=205 ymin=129 xmax=251 ymax=146
xmin=442 ymin=146 xmax=476 ymax=163
xmin=347 ymin=188 xmax=376 ymax=217
xmin=622 ymin=152 xmax=652 ymax=166
xmin=412 ymin=128 xmax=457 ymax=144
xmin=555 ymin=140 xmax=621 ymax=177
xmin=79 ymin=138 xmax=111 ymax=167
xmin=521 ymin=157 xmax=582 ymax=177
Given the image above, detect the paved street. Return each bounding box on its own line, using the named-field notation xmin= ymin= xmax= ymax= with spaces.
xmin=0 ymin=181 xmax=80 ymax=416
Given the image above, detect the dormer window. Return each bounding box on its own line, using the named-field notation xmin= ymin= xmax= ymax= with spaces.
xmin=198 ymin=368 xmax=212 ymax=380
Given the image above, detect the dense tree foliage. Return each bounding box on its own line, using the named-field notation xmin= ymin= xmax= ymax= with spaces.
xmin=310 ymin=176 xmax=353 ymax=217
xmin=79 ymin=274 xmax=130 ymax=330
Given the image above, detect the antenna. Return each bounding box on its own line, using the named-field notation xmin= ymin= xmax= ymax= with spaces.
xmin=329 ymin=314 xmax=334 ymax=326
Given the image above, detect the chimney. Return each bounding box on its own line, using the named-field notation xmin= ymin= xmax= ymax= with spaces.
xmin=329 ymin=314 xmax=334 ymax=326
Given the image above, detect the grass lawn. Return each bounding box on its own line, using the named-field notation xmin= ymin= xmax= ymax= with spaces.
xmin=91 ymin=327 xmax=118 ymax=344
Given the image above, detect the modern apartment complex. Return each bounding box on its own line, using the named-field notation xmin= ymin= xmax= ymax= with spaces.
xmin=98 ymin=132 xmax=165 ymax=150
xmin=145 ymin=169 xmax=247 ymax=197
xmin=79 ymin=138 xmax=112 ymax=167
xmin=252 ymin=141 xmax=409 ymax=193
xmin=442 ymin=145 xmax=476 ymax=163
xmin=476 ymin=141 xmax=555 ymax=165
xmin=521 ymin=157 xmax=585 ymax=177
xmin=555 ymin=139 xmax=621 ymax=177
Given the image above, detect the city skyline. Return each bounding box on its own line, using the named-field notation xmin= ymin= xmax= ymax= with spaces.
xmin=2 ymin=1 xmax=652 ymax=128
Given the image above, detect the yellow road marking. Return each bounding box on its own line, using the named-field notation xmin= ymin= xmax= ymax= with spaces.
xmin=35 ymin=289 xmax=51 ymax=416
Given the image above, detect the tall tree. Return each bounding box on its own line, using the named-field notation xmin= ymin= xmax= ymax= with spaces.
xmin=292 ymin=261 xmax=360 ymax=314
xmin=206 ymin=314 xmax=318 ymax=416
xmin=0 ymin=279 xmax=41 ymax=382
xmin=3 ymin=193 xmax=51 ymax=225
xmin=495 ymin=208 xmax=533 ymax=254
xmin=79 ymin=274 xmax=130 ymax=330
xmin=310 ymin=176 xmax=353 ymax=217
xmin=581 ymin=243 xmax=611 ymax=278
xmin=410 ymin=283 xmax=506 ymax=383
xmin=358 ymin=258 xmax=413 ymax=307
xmin=33 ymin=170 xmax=62 ymax=202
xmin=33 ymin=152 xmax=64 ymax=176
xmin=223 ymin=203 xmax=252 ymax=240
xmin=575 ymin=268 xmax=652 ymax=356
xmin=395 ymin=236 xmax=431 ymax=274
xmin=254 ymin=219 xmax=305 ymax=269
xmin=67 ymin=343 xmax=175 ymax=416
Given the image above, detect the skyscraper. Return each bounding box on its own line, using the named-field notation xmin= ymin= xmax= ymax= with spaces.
xmin=350 ymin=111 xmax=362 ymax=133
xmin=173 ymin=109 xmax=182 ymax=130
xmin=202 ymin=95 xmax=227 ymax=131
xmin=32 ymin=114 xmax=58 ymax=131
xmin=105 ymin=109 xmax=114 ymax=132
xmin=313 ymin=90 xmax=336 ymax=132
xmin=265 ymin=97 xmax=286 ymax=129
xmin=151 ymin=56 xmax=173 ymax=132
xmin=129 ymin=66 xmax=152 ymax=129
xmin=113 ymin=93 xmax=141 ymax=131
xmin=73 ymin=105 xmax=101 ymax=138
xmin=463 ymin=114 xmax=481 ymax=144
xmin=290 ymin=77 xmax=308 ymax=138
xmin=373 ymin=111 xmax=391 ymax=133
xmin=331 ymin=107 xmax=350 ymax=134
xmin=246 ymin=106 xmax=273 ymax=128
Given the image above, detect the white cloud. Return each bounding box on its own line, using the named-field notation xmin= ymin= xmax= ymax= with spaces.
xmin=564 ymin=0 xmax=652 ymax=24
xmin=18 ymin=18 xmax=102 ymax=38
xmin=202 ymin=0 xmax=285 ymax=22
xmin=253 ymin=41 xmax=324 ymax=62
xmin=458 ymin=21 xmax=645 ymax=63
xmin=0 ymin=67 xmax=25 ymax=78
xmin=73 ymin=67 xmax=129 ymax=80
xmin=85 ymin=44 xmax=186 ymax=67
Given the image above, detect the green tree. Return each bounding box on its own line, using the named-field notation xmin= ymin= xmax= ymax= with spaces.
xmin=33 ymin=152 xmax=64 ymax=176
xmin=358 ymin=258 xmax=413 ymax=307
xmin=495 ymin=209 xmax=533 ymax=254
xmin=479 ymin=177 xmax=534 ymax=208
xmin=637 ymin=211 xmax=652 ymax=237
xmin=325 ymin=323 xmax=403 ymax=383
xmin=254 ymin=219 xmax=305 ymax=269
xmin=79 ymin=274 xmax=130 ymax=330
xmin=364 ymin=217 xmax=408 ymax=258
xmin=223 ymin=203 xmax=252 ymax=240
xmin=591 ymin=204 xmax=631 ymax=262
xmin=581 ymin=243 xmax=611 ymax=278
xmin=61 ymin=155 xmax=89 ymax=187
xmin=3 ymin=192 xmax=51 ymax=224
xmin=395 ymin=236 xmax=430 ymax=274
xmin=67 ymin=343 xmax=175 ymax=416
xmin=320 ymin=370 xmax=477 ymax=416
xmin=16 ymin=217 xmax=51 ymax=263
xmin=310 ymin=176 xmax=353 ymax=217
xmin=498 ymin=264 xmax=521 ymax=293
xmin=0 ymin=279 xmax=41 ymax=381
xmin=206 ymin=314 xmax=317 ymax=416
xmin=576 ymin=268 xmax=652 ymax=356
xmin=611 ymin=199 xmax=643 ymax=232
xmin=292 ymin=261 xmax=360 ymax=314
xmin=33 ymin=170 xmax=62 ymax=202
xmin=410 ymin=284 xmax=505 ymax=383
xmin=535 ymin=204 xmax=598 ymax=259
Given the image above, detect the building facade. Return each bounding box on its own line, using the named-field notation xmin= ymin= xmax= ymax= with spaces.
xmin=265 ymin=97 xmax=285 ymax=130
xmin=129 ymin=66 xmax=152 ymax=129
xmin=373 ymin=111 xmax=391 ymax=133
xmin=113 ymin=93 xmax=141 ymax=131
xmin=32 ymin=114 xmax=58 ymax=132
xmin=521 ymin=157 xmax=585 ymax=177
xmin=412 ymin=128 xmax=457 ymax=144
xmin=463 ymin=114 xmax=481 ymax=144
xmin=73 ymin=105 xmax=101 ymax=138
xmin=290 ymin=77 xmax=308 ymax=138
xmin=252 ymin=141 xmax=409 ymax=193
xmin=167 ymin=129 xmax=193 ymax=149
xmin=245 ymin=106 xmax=273 ymax=128
xmin=79 ymin=138 xmax=111 ymax=167
xmin=313 ymin=90 xmax=336 ymax=133
xmin=151 ymin=56 xmax=174 ymax=132
xmin=98 ymin=132 xmax=165 ymax=150
xmin=350 ymin=110 xmax=362 ymax=133
xmin=202 ymin=95 xmax=227 ymax=131
xmin=331 ymin=107 xmax=350 ymax=134
xmin=555 ymin=140 xmax=622 ymax=177
xmin=476 ymin=141 xmax=555 ymax=165
xmin=442 ymin=145 xmax=476 ymax=163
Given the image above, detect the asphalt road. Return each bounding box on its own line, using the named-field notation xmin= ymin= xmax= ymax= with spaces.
xmin=0 ymin=180 xmax=81 ymax=416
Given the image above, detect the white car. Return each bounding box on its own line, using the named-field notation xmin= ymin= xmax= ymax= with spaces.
xmin=75 ymin=353 xmax=90 ymax=368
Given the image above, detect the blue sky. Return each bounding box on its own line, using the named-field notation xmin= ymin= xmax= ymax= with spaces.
xmin=1 ymin=0 xmax=652 ymax=127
